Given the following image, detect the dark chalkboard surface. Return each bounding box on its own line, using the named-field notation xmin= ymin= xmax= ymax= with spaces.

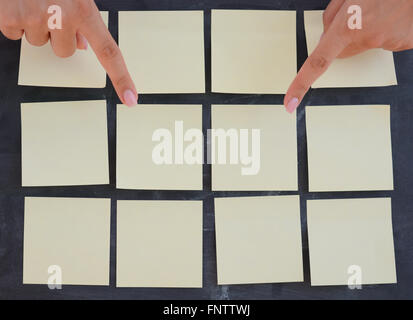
xmin=1 ymin=0 xmax=413 ymax=300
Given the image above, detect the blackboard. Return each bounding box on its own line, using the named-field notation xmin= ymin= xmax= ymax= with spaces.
xmin=1 ymin=0 xmax=413 ymax=300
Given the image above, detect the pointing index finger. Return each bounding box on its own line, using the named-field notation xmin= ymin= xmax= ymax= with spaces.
xmin=79 ymin=8 xmax=137 ymax=107
xmin=284 ymin=12 xmax=350 ymax=113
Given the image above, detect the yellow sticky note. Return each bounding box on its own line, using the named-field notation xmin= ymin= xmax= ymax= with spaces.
xmin=116 ymin=104 xmax=203 ymax=190
xmin=23 ymin=197 xmax=111 ymax=286
xmin=212 ymin=10 xmax=297 ymax=94
xmin=211 ymin=105 xmax=298 ymax=191
xmin=304 ymin=10 xmax=397 ymax=88
xmin=306 ymin=105 xmax=394 ymax=192
xmin=116 ymin=200 xmax=203 ymax=288
xmin=119 ymin=11 xmax=205 ymax=93
xmin=18 ymin=12 xmax=108 ymax=88
xmin=21 ymin=100 xmax=109 ymax=187
xmin=307 ymin=198 xmax=397 ymax=286
xmin=215 ymin=196 xmax=303 ymax=285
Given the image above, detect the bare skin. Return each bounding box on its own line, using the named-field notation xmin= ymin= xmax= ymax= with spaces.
xmin=0 ymin=0 xmax=137 ymax=106
xmin=1 ymin=0 xmax=412 ymax=110
xmin=284 ymin=0 xmax=413 ymax=113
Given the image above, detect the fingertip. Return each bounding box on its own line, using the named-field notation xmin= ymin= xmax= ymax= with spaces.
xmin=283 ymin=94 xmax=290 ymax=108
xmin=285 ymin=97 xmax=300 ymax=113
xmin=123 ymin=89 xmax=138 ymax=107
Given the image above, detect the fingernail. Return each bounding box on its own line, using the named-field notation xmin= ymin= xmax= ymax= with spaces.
xmin=286 ymin=97 xmax=299 ymax=113
xmin=123 ymin=89 xmax=137 ymax=107
xmin=80 ymin=38 xmax=88 ymax=50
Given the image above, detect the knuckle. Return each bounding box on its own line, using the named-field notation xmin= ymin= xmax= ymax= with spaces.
xmin=115 ymin=75 xmax=130 ymax=88
xmin=308 ymin=55 xmax=328 ymax=71
xmin=75 ymin=0 xmax=95 ymax=21
xmin=99 ymin=41 xmax=120 ymax=60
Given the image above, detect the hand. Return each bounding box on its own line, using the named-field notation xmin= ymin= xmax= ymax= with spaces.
xmin=0 ymin=0 xmax=138 ymax=106
xmin=284 ymin=0 xmax=413 ymax=113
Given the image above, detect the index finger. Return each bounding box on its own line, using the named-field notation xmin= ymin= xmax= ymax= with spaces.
xmin=79 ymin=8 xmax=138 ymax=107
xmin=284 ymin=15 xmax=350 ymax=113
xmin=323 ymin=0 xmax=346 ymax=32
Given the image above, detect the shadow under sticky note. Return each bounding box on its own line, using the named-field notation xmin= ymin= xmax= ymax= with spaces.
xmin=116 ymin=200 xmax=203 ymax=288
xmin=214 ymin=195 xmax=303 ymax=285
xmin=21 ymin=100 xmax=109 ymax=187
xmin=304 ymin=10 xmax=397 ymax=88
xmin=118 ymin=11 xmax=205 ymax=94
xmin=18 ymin=12 xmax=108 ymax=88
xmin=307 ymin=198 xmax=397 ymax=286
xmin=116 ymin=104 xmax=203 ymax=190
xmin=306 ymin=105 xmax=394 ymax=192
xmin=212 ymin=10 xmax=297 ymax=94
xmin=211 ymin=105 xmax=298 ymax=191
xmin=23 ymin=197 xmax=111 ymax=286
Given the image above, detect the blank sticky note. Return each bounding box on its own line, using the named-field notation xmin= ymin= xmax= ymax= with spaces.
xmin=117 ymin=104 xmax=203 ymax=190
xmin=211 ymin=105 xmax=297 ymax=191
xmin=21 ymin=100 xmax=109 ymax=186
xmin=212 ymin=10 xmax=296 ymax=94
xmin=307 ymin=198 xmax=397 ymax=286
xmin=117 ymin=200 xmax=203 ymax=288
xmin=18 ymin=12 xmax=108 ymax=88
xmin=23 ymin=197 xmax=111 ymax=285
xmin=306 ymin=105 xmax=393 ymax=192
xmin=215 ymin=196 xmax=303 ymax=285
xmin=119 ymin=11 xmax=205 ymax=93
xmin=304 ymin=10 xmax=397 ymax=88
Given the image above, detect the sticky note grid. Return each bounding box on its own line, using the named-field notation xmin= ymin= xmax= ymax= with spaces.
xmin=19 ymin=8 xmax=398 ymax=290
